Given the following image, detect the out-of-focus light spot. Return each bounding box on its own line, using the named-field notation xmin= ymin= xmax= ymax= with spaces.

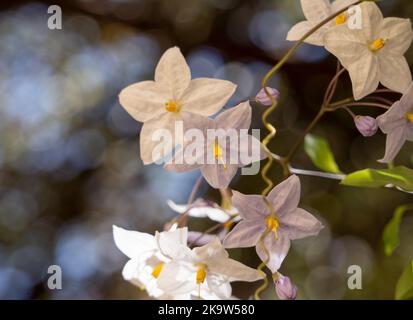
xmin=248 ymin=10 xmax=291 ymax=54
xmin=66 ymin=129 xmax=106 ymax=171
xmin=305 ymin=266 xmax=345 ymax=299
xmin=0 ymin=268 xmax=33 ymax=299
xmin=215 ymin=62 xmax=254 ymax=104
xmin=188 ymin=47 xmax=224 ymax=78
xmin=107 ymin=104 xmax=140 ymax=136
xmin=0 ymin=190 xmax=38 ymax=232
xmin=56 ymin=226 xmax=100 ymax=281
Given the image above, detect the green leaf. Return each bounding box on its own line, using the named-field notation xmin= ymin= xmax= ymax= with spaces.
xmin=382 ymin=205 xmax=413 ymax=256
xmin=341 ymin=166 xmax=413 ymax=191
xmin=304 ymin=134 xmax=341 ymax=174
xmin=395 ymin=260 xmax=413 ymax=300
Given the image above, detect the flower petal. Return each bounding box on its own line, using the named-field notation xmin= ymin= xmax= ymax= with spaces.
xmin=119 ymin=81 xmax=170 ymax=122
xmin=359 ymin=2 xmax=383 ymax=40
xmin=181 ymin=78 xmax=236 ymax=116
xmin=300 ymin=0 xmax=331 ymax=22
xmin=231 ymin=190 xmax=270 ymax=219
xmin=215 ymin=101 xmax=251 ymax=131
xmin=378 ymin=127 xmax=407 ymax=163
xmin=209 ymin=257 xmax=263 ymax=283
xmin=223 ymin=220 xmax=266 ymax=249
xmin=286 ymin=21 xmax=326 ymax=46
xmin=155 ymin=227 xmax=191 ymax=260
xmin=347 ymin=52 xmax=379 ymax=100
xmin=140 ymin=112 xmax=180 ymax=165
xmin=324 ymin=24 xmax=367 ymax=67
xmin=379 ymin=55 xmax=412 ymax=95
xmin=155 ymin=47 xmax=191 ymax=98
xmin=201 ymin=163 xmax=238 ymax=189
xmin=193 ymin=238 xmax=228 ymax=262
xmin=280 ymin=208 xmax=323 ymax=240
xmin=157 ymin=261 xmax=198 ymax=295
xmin=380 ymin=18 xmax=413 ymax=55
xmin=113 ymin=225 xmax=156 ymax=259
xmin=267 ymin=175 xmax=301 ymax=216
xmin=377 ymin=101 xmax=406 ymax=133
xmin=255 ymin=231 xmax=291 ymax=273
xmin=206 ymin=274 xmax=232 ymax=299
xmin=237 ymin=135 xmax=267 ymax=167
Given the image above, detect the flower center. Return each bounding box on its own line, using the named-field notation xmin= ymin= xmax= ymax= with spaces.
xmin=266 ymin=215 xmax=279 ymax=233
xmin=406 ymin=113 xmax=413 ymax=123
xmin=165 ymin=100 xmax=180 ymax=112
xmin=335 ymin=13 xmax=347 ymax=25
xmin=369 ymin=38 xmax=385 ymax=52
xmin=224 ymin=220 xmax=234 ymax=229
xmin=213 ymin=140 xmax=223 ymax=159
xmin=151 ymin=262 xmax=164 ymax=278
xmin=212 ymin=139 xmax=227 ymax=170
xmin=196 ymin=263 xmax=207 ymax=284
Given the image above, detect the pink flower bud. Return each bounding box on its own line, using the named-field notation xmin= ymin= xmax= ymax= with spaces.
xmin=255 ymin=87 xmax=280 ymax=106
xmin=354 ymin=116 xmax=378 ymax=137
xmin=275 ymin=275 xmax=297 ymax=300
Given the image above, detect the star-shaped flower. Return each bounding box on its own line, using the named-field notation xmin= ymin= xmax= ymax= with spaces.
xmin=165 ymin=102 xmax=266 ymax=189
xmin=377 ymin=82 xmax=413 ymax=163
xmin=156 ymin=238 xmax=263 ymax=299
xmin=119 ymin=47 xmax=236 ymax=164
xmin=324 ymin=2 xmax=413 ymax=100
xmin=113 ymin=225 xmax=220 ymax=299
xmin=223 ymin=175 xmax=323 ymax=273
xmin=287 ymin=0 xmax=356 ymax=46
xmin=167 ymin=199 xmax=238 ymax=223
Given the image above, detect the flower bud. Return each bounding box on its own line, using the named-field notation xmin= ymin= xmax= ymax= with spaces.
xmin=255 ymin=87 xmax=280 ymax=106
xmin=354 ymin=115 xmax=378 ymax=137
xmin=275 ymin=275 xmax=297 ymax=300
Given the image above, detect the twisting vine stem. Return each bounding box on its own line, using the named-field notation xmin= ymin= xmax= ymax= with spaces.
xmin=254 ymin=0 xmax=368 ymax=300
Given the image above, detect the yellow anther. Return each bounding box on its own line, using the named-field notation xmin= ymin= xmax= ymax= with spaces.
xmin=213 ymin=140 xmax=223 ymax=159
xmin=335 ymin=13 xmax=347 ymax=25
xmin=224 ymin=220 xmax=234 ymax=229
xmin=406 ymin=113 xmax=413 ymax=123
xmin=196 ymin=263 xmax=207 ymax=284
xmin=165 ymin=100 xmax=180 ymax=112
xmin=265 ymin=215 xmax=279 ymax=233
xmin=212 ymin=139 xmax=227 ymax=170
xmin=151 ymin=262 xmax=164 ymax=278
xmin=369 ymin=38 xmax=385 ymax=52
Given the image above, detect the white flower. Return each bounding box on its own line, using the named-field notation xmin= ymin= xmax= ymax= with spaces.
xmin=167 ymin=199 xmax=239 ymax=224
xmin=119 ymin=47 xmax=237 ymax=164
xmin=324 ymin=2 xmax=413 ymax=100
xmin=113 ymin=225 xmax=220 ymax=299
xmin=156 ymin=238 xmax=263 ymax=299
xmin=287 ymin=0 xmax=356 ymax=46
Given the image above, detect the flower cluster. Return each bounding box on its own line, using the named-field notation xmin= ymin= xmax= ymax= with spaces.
xmin=112 ymin=0 xmax=413 ymax=300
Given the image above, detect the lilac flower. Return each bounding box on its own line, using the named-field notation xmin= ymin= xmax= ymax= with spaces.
xmin=377 ymin=83 xmax=413 ymax=163
xmin=165 ymin=102 xmax=267 ymax=189
xmin=255 ymin=87 xmax=280 ymax=106
xmin=354 ymin=116 xmax=378 ymax=137
xmin=274 ymin=274 xmax=297 ymax=300
xmin=223 ymin=175 xmax=323 ymax=273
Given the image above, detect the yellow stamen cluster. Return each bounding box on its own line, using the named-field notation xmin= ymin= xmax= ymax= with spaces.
xmin=224 ymin=220 xmax=234 ymax=229
xmin=335 ymin=13 xmax=347 ymax=25
xmin=369 ymin=38 xmax=385 ymax=52
xmin=151 ymin=262 xmax=164 ymax=278
xmin=406 ymin=113 xmax=413 ymax=123
xmin=165 ymin=100 xmax=180 ymax=112
xmin=213 ymin=140 xmax=223 ymax=159
xmin=196 ymin=263 xmax=207 ymax=284
xmin=265 ymin=215 xmax=279 ymax=233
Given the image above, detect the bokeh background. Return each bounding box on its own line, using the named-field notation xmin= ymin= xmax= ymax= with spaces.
xmin=0 ymin=0 xmax=413 ymax=300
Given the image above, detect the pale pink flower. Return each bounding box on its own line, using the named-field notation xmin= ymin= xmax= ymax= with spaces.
xmin=224 ymin=175 xmax=323 ymax=273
